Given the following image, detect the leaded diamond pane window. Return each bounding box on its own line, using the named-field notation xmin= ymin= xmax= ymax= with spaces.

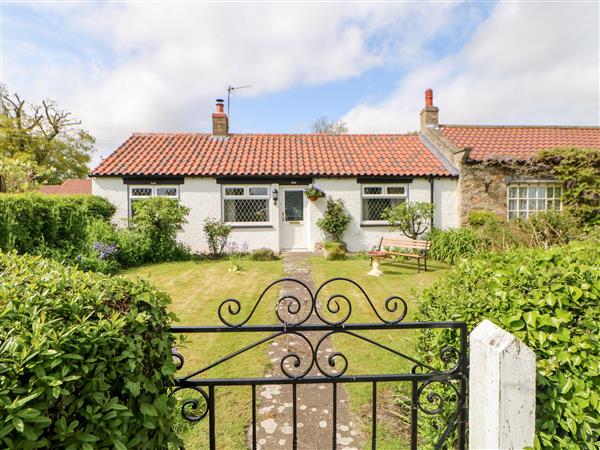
xmin=507 ymin=183 xmax=562 ymax=219
xmin=361 ymin=184 xmax=408 ymax=222
xmin=362 ymin=198 xmax=405 ymax=221
xmin=223 ymin=186 xmax=270 ymax=223
xmin=224 ymin=199 xmax=269 ymax=222
xmin=131 ymin=187 xmax=152 ymax=196
xmin=129 ymin=185 xmax=179 ymax=217
xmin=157 ymin=187 xmax=177 ymax=196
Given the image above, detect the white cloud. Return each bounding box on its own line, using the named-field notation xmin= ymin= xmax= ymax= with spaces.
xmin=3 ymin=1 xmax=461 ymax=162
xmin=344 ymin=1 xmax=600 ymax=132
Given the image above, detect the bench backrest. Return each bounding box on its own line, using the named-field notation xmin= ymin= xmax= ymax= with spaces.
xmin=379 ymin=237 xmax=430 ymax=251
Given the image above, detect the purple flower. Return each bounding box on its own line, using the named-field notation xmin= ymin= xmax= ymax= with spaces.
xmin=93 ymin=241 xmax=118 ymax=259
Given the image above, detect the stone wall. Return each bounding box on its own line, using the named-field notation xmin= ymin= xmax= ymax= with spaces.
xmin=458 ymin=163 xmax=512 ymax=224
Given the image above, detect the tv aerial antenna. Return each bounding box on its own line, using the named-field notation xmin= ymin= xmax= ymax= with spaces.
xmin=227 ymin=85 xmax=252 ymax=120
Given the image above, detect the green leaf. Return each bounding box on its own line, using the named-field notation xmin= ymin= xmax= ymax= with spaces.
xmin=140 ymin=403 xmax=158 ymax=417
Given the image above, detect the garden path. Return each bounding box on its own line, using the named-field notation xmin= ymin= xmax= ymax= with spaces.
xmin=249 ymin=252 xmax=362 ymax=450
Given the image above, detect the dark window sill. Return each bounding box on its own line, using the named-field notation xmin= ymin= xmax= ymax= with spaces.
xmin=229 ymin=224 xmax=275 ymax=229
xmin=360 ymin=223 xmax=391 ymax=228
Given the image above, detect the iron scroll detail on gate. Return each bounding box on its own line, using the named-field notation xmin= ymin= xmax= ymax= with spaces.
xmin=169 ymin=277 xmax=468 ymax=450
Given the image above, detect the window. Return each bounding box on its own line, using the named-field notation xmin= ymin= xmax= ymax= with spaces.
xmin=223 ymin=185 xmax=270 ymax=224
xmin=361 ymin=184 xmax=407 ymax=222
xmin=129 ymin=185 xmax=179 ymax=216
xmin=507 ymin=183 xmax=562 ymax=219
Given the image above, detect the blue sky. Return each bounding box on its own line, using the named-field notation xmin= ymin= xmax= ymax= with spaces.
xmin=1 ymin=1 xmax=598 ymax=165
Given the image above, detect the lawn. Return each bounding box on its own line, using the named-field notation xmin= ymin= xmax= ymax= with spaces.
xmin=123 ymin=259 xmax=284 ymax=449
xmin=309 ymin=256 xmax=450 ymax=449
xmin=123 ymin=256 xmax=448 ymax=449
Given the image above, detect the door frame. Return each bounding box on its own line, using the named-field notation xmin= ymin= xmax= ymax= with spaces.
xmin=279 ymin=186 xmax=308 ymax=251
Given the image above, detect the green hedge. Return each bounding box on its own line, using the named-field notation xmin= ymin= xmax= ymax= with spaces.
xmin=0 ymin=251 xmax=179 ymax=448
xmin=415 ymin=240 xmax=600 ymax=448
xmin=0 ymin=194 xmax=115 ymax=255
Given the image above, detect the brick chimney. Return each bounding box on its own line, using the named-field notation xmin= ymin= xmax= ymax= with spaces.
xmin=420 ymin=88 xmax=439 ymax=131
xmin=212 ymin=99 xmax=228 ymax=137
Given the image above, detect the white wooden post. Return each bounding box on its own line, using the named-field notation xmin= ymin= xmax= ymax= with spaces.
xmin=469 ymin=320 xmax=536 ymax=450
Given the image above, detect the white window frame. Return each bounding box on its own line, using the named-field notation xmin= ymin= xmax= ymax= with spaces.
xmin=222 ymin=185 xmax=271 ymax=225
xmin=128 ymin=184 xmax=179 ymax=216
xmin=507 ymin=182 xmax=562 ymax=220
xmin=361 ymin=184 xmax=408 ymax=225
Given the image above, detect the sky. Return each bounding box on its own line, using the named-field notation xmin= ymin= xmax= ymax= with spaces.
xmin=1 ymin=1 xmax=599 ymax=167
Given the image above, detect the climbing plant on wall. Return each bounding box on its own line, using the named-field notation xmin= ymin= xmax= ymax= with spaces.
xmin=533 ymin=147 xmax=600 ymax=224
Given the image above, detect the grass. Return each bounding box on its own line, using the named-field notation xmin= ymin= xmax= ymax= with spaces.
xmin=122 ymin=255 xmax=448 ymax=449
xmin=309 ymin=256 xmax=450 ymax=449
xmin=122 ymin=258 xmax=284 ymax=449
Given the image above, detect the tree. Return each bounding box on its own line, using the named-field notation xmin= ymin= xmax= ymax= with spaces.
xmin=311 ymin=116 xmax=349 ymax=135
xmin=383 ymin=202 xmax=434 ymax=239
xmin=0 ymin=85 xmax=95 ymax=188
xmin=0 ymin=155 xmax=47 ymax=193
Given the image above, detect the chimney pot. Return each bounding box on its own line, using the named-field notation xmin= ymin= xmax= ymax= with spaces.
xmin=420 ymin=88 xmax=439 ymax=131
xmin=215 ymin=99 xmax=225 ymax=113
xmin=425 ymin=89 xmax=433 ymax=107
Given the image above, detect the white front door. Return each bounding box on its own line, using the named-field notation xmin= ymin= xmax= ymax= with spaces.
xmin=280 ymin=186 xmax=307 ymax=251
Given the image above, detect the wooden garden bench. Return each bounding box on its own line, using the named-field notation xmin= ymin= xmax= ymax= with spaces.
xmin=368 ymin=237 xmax=430 ymax=274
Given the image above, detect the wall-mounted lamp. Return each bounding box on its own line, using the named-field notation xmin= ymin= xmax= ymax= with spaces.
xmin=272 ymin=187 xmax=279 ymax=204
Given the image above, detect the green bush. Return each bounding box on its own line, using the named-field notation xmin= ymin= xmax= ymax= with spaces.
xmin=0 ymin=251 xmax=179 ymax=448
xmin=428 ymin=227 xmax=482 ymax=264
xmin=323 ymin=241 xmax=346 ymax=260
xmin=0 ymin=193 xmax=115 ymax=256
xmin=132 ymin=197 xmax=190 ymax=262
xmin=316 ymin=198 xmax=351 ymax=243
xmin=467 ymin=209 xmax=501 ymax=227
xmin=415 ymin=240 xmax=600 ymax=448
xmin=249 ymin=248 xmax=279 ymax=261
xmin=203 ymin=217 xmax=231 ymax=258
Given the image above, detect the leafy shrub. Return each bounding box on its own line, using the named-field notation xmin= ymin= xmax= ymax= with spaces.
xmin=323 ymin=241 xmax=346 ymax=260
xmin=0 ymin=193 xmax=115 ymax=256
xmin=517 ymin=210 xmax=581 ymax=248
xmin=382 ymin=201 xmax=434 ymax=239
xmin=0 ymin=251 xmax=179 ymax=448
xmin=428 ymin=227 xmax=482 ymax=264
xmin=316 ymin=198 xmax=351 ymax=243
xmin=203 ymin=217 xmax=231 ymax=258
xmin=415 ymin=240 xmax=600 ymax=448
xmin=132 ymin=197 xmax=190 ymax=262
xmin=467 ymin=209 xmax=501 ymax=227
xmin=429 ymin=211 xmax=584 ymax=264
xmin=250 ymin=248 xmax=279 ymax=261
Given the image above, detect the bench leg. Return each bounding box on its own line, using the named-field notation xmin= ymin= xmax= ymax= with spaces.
xmin=417 ymin=257 xmax=421 ymax=273
xmin=424 ymin=257 xmax=427 ymax=272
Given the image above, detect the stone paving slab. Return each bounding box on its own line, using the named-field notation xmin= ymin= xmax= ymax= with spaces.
xmin=249 ymin=253 xmax=362 ymax=450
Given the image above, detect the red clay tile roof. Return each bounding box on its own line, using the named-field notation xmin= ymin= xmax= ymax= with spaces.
xmin=39 ymin=179 xmax=92 ymax=195
xmin=39 ymin=184 xmax=60 ymax=194
xmin=91 ymin=133 xmax=452 ymax=177
xmin=439 ymin=125 xmax=600 ymax=162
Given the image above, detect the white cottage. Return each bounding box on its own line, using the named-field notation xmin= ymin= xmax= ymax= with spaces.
xmin=91 ymin=98 xmax=459 ymax=252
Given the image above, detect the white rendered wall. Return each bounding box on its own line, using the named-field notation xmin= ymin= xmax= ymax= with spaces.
xmin=92 ymin=176 xmax=280 ymax=253
xmin=308 ymin=177 xmax=457 ymax=252
xmin=92 ymin=176 xmax=458 ymax=253
xmin=434 ymin=178 xmax=459 ymax=229
xmin=177 ymin=178 xmax=280 ymax=253
xmin=92 ymin=177 xmax=129 ymax=227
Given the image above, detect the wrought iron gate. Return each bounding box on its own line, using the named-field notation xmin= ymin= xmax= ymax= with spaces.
xmin=170 ymin=277 xmax=468 ymax=449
